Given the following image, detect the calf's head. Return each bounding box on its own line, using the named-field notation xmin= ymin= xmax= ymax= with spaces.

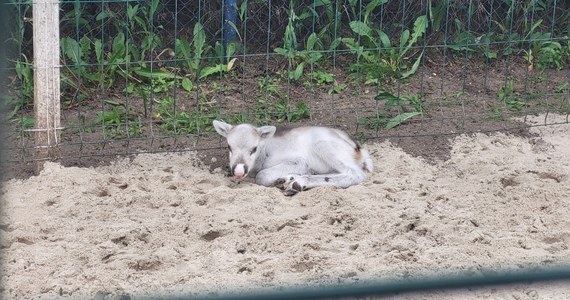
xmin=213 ymin=120 xmax=276 ymax=181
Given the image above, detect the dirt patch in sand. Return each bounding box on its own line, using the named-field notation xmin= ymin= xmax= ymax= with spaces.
xmin=1 ymin=113 xmax=569 ymax=299
xmin=4 ymin=59 xmax=568 ymax=180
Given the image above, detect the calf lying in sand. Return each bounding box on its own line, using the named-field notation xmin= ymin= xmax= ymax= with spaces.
xmin=213 ymin=120 xmax=373 ymax=196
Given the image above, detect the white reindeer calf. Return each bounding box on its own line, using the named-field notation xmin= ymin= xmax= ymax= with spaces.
xmin=213 ymin=120 xmax=373 ymax=196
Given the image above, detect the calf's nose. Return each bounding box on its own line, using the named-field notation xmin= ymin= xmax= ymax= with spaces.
xmin=232 ymin=163 xmax=248 ymax=178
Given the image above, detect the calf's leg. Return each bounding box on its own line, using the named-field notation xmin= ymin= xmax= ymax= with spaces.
xmin=255 ymin=157 xmax=310 ymax=188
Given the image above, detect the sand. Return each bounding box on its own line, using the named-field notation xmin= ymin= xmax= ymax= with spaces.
xmin=1 ymin=114 xmax=569 ymax=299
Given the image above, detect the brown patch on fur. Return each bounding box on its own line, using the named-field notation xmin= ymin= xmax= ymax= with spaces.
xmin=354 ymin=142 xmax=363 ymax=162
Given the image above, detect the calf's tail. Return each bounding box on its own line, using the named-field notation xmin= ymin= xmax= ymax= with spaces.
xmin=354 ymin=143 xmax=374 ymax=172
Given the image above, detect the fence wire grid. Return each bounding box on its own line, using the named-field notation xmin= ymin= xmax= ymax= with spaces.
xmin=2 ymin=0 xmax=570 ymax=178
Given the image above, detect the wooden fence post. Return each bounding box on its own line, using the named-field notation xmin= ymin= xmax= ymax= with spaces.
xmin=33 ymin=0 xmax=60 ymax=174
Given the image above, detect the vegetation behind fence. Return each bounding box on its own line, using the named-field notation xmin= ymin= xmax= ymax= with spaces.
xmin=2 ymin=0 xmax=570 ymax=176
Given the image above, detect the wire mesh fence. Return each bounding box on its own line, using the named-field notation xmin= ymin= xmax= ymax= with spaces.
xmin=2 ymin=0 xmax=570 ymax=178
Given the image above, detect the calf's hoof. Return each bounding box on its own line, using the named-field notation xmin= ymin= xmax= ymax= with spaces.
xmin=282 ymin=181 xmax=303 ymax=196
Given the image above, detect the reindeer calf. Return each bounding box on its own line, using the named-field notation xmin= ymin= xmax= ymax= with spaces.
xmin=213 ymin=120 xmax=373 ymax=196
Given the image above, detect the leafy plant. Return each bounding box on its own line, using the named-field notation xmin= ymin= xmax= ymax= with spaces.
xmin=342 ymin=12 xmax=428 ymax=83
xmin=58 ymin=0 xmax=163 ymax=95
xmin=10 ymin=116 xmax=36 ymax=138
xmin=126 ymin=0 xmax=162 ymax=67
xmin=273 ymin=101 xmax=310 ymax=122
xmin=358 ymin=112 xmax=388 ymax=130
xmin=328 ymin=83 xmax=346 ymax=95
xmin=497 ymin=80 xmax=525 ymax=111
xmin=376 ymin=91 xmax=424 ymax=113
xmin=253 ymin=96 xmax=310 ymax=124
xmin=94 ymin=106 xmax=143 ymax=138
xmin=522 ymin=20 xmax=565 ymax=71
xmin=258 ymin=77 xmax=283 ymax=98
xmin=176 ymin=22 xmax=208 ymax=74
xmin=154 ymin=96 xmax=218 ymax=135
xmin=226 ymin=111 xmax=251 ymax=125
xmin=488 ymin=107 xmax=505 ymax=120
xmin=14 ymin=55 xmax=34 ymax=101
xmin=199 ymin=57 xmax=238 ymax=80
xmin=373 ymin=91 xmax=423 ymax=128
xmin=274 ymin=3 xmax=327 ymax=82
xmin=555 ymin=82 xmax=569 ymax=94
xmin=309 ymin=71 xmax=334 ymax=86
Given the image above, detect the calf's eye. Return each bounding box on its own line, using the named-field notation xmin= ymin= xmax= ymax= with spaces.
xmin=250 ymin=147 xmax=257 ymax=155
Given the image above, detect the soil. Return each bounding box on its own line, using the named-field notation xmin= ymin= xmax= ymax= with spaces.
xmin=2 ymin=56 xmax=569 ymax=180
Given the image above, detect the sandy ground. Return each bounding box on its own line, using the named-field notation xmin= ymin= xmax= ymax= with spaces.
xmin=1 ymin=114 xmax=569 ymax=300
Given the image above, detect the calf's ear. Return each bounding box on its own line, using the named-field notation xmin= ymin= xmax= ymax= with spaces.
xmin=213 ymin=120 xmax=233 ymax=137
xmin=257 ymin=126 xmax=276 ymax=139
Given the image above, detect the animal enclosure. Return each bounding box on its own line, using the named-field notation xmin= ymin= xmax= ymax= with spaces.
xmin=2 ymin=0 xmax=569 ymax=177
xmin=1 ymin=1 xmax=570 ymax=299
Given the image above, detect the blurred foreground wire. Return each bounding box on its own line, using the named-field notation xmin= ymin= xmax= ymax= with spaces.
xmin=138 ymin=265 xmax=570 ymax=300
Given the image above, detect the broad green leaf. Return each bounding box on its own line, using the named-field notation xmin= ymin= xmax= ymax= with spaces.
xmin=399 ymin=29 xmax=410 ymax=48
xmin=341 ymin=38 xmax=358 ymax=50
xmin=134 ymin=68 xmax=182 ymax=79
xmin=283 ymin=20 xmax=297 ymax=50
xmin=297 ymin=10 xmax=312 ymax=21
xmin=193 ymin=22 xmax=206 ymax=59
xmin=483 ymin=49 xmax=497 ymax=59
xmin=349 ymin=21 xmax=373 ymax=39
xmin=225 ymin=41 xmax=237 ymax=58
xmin=374 ymin=90 xmax=400 ymax=102
xmin=239 ymin=0 xmax=248 ymax=21
xmin=364 ymin=78 xmax=379 ymax=85
xmin=226 ymin=58 xmax=237 ymax=71
xmin=127 ymin=44 xmax=140 ymax=63
xmin=386 ymin=112 xmax=422 ymax=129
xmin=96 ymin=11 xmax=108 ymax=21
xmin=134 ymin=16 xmax=146 ymax=29
xmin=306 ymin=32 xmax=319 ymax=51
xmin=225 ymin=21 xmax=242 ymax=43
xmin=525 ymin=19 xmax=543 ymax=39
xmin=400 ymin=51 xmax=423 ymax=79
xmin=175 ymin=38 xmax=192 ymax=67
xmin=127 ymin=4 xmax=139 ymax=21
xmin=412 ymin=15 xmax=428 ymax=40
xmin=150 ymin=0 xmax=159 ymax=18
xmin=364 ymin=0 xmax=387 ymax=24
xmin=308 ymin=52 xmax=323 ymax=64
xmin=291 ymin=62 xmax=305 ymax=81
xmin=401 ymin=15 xmax=428 ymax=58
xmin=274 ymin=47 xmax=290 ymax=57
xmin=61 ymin=37 xmax=81 ymax=64
xmin=79 ymin=36 xmax=91 ymax=62
xmin=341 ymin=37 xmax=365 ymax=58
xmin=181 ymin=77 xmax=193 ymax=92
xmin=378 ymin=31 xmax=391 ymax=48
xmin=94 ymin=39 xmax=103 ymax=64
xmin=199 ymin=65 xmax=224 ymax=80
xmin=329 ymin=37 xmax=342 ymax=51
xmin=112 ymin=32 xmax=126 ymax=56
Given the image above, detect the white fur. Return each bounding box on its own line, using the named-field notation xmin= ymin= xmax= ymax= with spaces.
xmin=213 ymin=120 xmax=373 ymax=196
